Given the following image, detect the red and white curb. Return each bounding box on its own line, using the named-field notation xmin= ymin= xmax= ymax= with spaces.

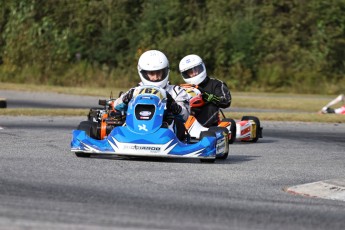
xmin=284 ymin=179 xmax=345 ymax=201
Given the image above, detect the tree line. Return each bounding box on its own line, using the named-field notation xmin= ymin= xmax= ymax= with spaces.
xmin=0 ymin=0 xmax=344 ymax=94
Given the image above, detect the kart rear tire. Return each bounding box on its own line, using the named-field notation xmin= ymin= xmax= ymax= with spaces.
xmin=199 ymin=131 xmax=216 ymax=163
xmin=220 ymin=118 xmax=236 ymax=144
xmin=77 ymin=121 xmax=98 ymax=139
xmin=75 ymin=152 xmax=91 ymax=158
xmin=208 ymin=127 xmax=229 ymax=160
xmin=241 ymin=116 xmax=262 ymax=143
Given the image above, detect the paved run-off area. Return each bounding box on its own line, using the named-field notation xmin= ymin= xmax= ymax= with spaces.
xmin=285 ymin=179 xmax=345 ymax=201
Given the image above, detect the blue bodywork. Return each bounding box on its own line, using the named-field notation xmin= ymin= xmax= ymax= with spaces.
xmin=71 ymin=87 xmax=218 ymax=159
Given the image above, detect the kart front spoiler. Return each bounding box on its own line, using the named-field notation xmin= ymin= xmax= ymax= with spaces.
xmin=71 ymin=127 xmax=217 ymax=159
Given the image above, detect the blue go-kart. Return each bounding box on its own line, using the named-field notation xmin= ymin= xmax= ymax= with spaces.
xmin=71 ymin=86 xmax=229 ymax=163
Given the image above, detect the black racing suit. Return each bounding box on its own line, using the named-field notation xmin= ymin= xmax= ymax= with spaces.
xmin=193 ymin=76 xmax=231 ymax=127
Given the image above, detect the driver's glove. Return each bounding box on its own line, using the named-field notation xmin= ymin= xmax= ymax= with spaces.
xmin=166 ymin=92 xmax=182 ymax=115
xmin=122 ymin=88 xmax=135 ymax=104
xmin=202 ymin=91 xmax=220 ymax=105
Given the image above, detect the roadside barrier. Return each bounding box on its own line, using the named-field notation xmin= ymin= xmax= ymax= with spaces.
xmin=0 ymin=98 xmax=7 ymax=108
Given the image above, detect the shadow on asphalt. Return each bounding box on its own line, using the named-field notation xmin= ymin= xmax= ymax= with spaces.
xmin=80 ymin=154 xmax=261 ymax=165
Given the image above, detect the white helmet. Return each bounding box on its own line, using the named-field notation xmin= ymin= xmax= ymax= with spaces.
xmin=179 ymin=54 xmax=207 ymax=85
xmin=137 ymin=50 xmax=170 ymax=88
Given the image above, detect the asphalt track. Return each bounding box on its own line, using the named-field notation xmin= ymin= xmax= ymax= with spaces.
xmin=0 ymin=90 xmax=345 ymax=230
xmin=0 ymin=90 xmax=102 ymax=109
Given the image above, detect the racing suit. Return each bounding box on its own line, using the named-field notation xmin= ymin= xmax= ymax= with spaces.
xmin=194 ymin=76 xmax=232 ymax=127
xmin=321 ymin=94 xmax=345 ymax=114
xmin=159 ymin=82 xmax=190 ymax=121
xmin=323 ymin=106 xmax=345 ymax=114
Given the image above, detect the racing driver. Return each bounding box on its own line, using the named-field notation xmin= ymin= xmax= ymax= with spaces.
xmin=179 ymin=54 xmax=232 ymax=127
xmin=115 ymin=50 xmax=190 ymax=140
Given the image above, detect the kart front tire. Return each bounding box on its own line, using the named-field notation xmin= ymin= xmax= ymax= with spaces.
xmin=87 ymin=108 xmax=102 ymax=121
xmin=241 ymin=116 xmax=262 ymax=143
xmin=77 ymin=121 xmax=98 ymax=139
xmin=199 ymin=131 xmax=216 ymax=163
xmin=208 ymin=127 xmax=229 ymax=160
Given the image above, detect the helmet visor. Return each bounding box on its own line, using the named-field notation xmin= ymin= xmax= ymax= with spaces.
xmin=141 ymin=68 xmax=168 ymax=82
xmin=181 ymin=64 xmax=204 ymax=79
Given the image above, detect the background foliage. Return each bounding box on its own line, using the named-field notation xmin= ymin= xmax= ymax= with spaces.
xmin=0 ymin=0 xmax=344 ymax=94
